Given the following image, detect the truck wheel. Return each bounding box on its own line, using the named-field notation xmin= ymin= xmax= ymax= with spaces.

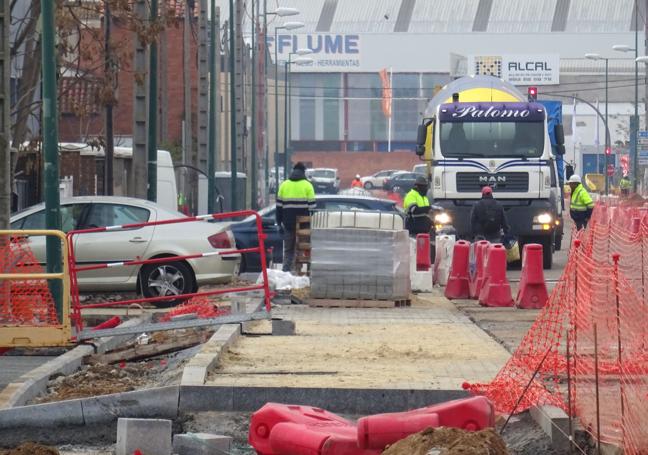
xmin=554 ymin=235 xmax=562 ymax=251
xmin=542 ymin=237 xmax=553 ymax=270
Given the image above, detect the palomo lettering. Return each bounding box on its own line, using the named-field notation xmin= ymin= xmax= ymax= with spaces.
xmin=452 ymin=106 xmax=530 ymax=119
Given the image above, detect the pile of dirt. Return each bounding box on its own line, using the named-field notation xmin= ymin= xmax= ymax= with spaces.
xmin=34 ymin=363 xmax=150 ymax=403
xmin=382 ymin=427 xmax=509 ymax=455
xmin=0 ymin=442 xmax=59 ymax=455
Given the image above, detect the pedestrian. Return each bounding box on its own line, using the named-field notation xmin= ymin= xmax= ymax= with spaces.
xmin=567 ymin=174 xmax=594 ymax=230
xmin=619 ymin=175 xmax=631 ymax=197
xmin=276 ymin=162 xmax=316 ymax=272
xmin=403 ymin=176 xmax=432 ymax=236
xmin=351 ymin=174 xmax=363 ymax=188
xmin=470 ymin=186 xmax=510 ymax=243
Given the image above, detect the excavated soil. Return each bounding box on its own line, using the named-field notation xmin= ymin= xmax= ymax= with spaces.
xmin=0 ymin=443 xmax=59 ymax=455
xmin=382 ymin=427 xmax=509 ymax=455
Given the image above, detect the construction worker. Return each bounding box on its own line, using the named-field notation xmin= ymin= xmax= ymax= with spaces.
xmin=567 ymin=174 xmax=594 ymax=230
xmin=351 ymin=174 xmax=363 ymax=188
xmin=470 ymin=186 xmax=510 ymax=243
xmin=619 ymin=175 xmax=631 ymax=197
xmin=276 ymin=162 xmax=316 ymax=272
xmin=403 ymin=176 xmax=432 ymax=236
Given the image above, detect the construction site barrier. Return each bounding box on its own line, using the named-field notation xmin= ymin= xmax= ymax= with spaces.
xmin=0 ymin=230 xmax=72 ymax=347
xmin=415 ymin=234 xmax=431 ymax=271
xmin=469 ymin=240 xmax=490 ymax=299
xmin=478 ymin=244 xmax=513 ymax=307
xmin=515 ymin=244 xmax=548 ymax=309
xmin=444 ymin=240 xmax=471 ymax=299
xmin=433 ymin=234 xmax=455 ymax=286
xmin=66 ymin=210 xmax=271 ymax=334
xmin=465 ymin=201 xmax=648 ymax=454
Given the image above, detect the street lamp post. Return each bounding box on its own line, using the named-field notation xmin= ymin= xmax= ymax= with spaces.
xmin=585 ymin=53 xmax=610 ymax=195
xmin=273 ymin=21 xmax=304 ymax=192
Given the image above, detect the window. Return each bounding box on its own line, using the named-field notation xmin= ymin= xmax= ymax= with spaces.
xmin=322 ymin=201 xmax=368 ymax=211
xmin=10 ymin=219 xmax=24 ymax=229
xmin=86 ymin=204 xmax=150 ymax=228
xmin=20 ymin=204 xmax=85 ymax=233
xmin=311 ymin=170 xmax=336 ymax=179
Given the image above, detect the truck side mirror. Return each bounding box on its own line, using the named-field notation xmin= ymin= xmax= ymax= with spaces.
xmin=554 ymin=124 xmax=565 ymax=146
xmin=415 ymin=124 xmax=427 ymax=156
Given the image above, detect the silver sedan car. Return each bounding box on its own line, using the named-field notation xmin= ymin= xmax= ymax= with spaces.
xmin=10 ymin=196 xmax=240 ymax=299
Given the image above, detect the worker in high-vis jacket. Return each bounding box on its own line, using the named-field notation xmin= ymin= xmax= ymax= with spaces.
xmin=619 ymin=175 xmax=632 ymax=197
xmin=403 ymin=176 xmax=432 ymax=236
xmin=567 ymin=174 xmax=594 ymax=230
xmin=276 ymin=162 xmax=316 ymax=272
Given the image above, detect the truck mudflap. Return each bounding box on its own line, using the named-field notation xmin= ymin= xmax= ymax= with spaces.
xmin=434 ymin=199 xmax=560 ymax=240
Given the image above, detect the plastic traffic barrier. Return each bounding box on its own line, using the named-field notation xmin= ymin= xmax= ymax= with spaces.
xmin=516 ymin=244 xmax=548 ymax=309
xmin=249 ymin=403 xmax=357 ymax=455
xmin=469 ymin=241 xmax=490 ymax=299
xmin=416 ymin=234 xmax=431 ymax=271
xmin=268 ymin=422 xmax=377 ymax=455
xmin=433 ymin=235 xmax=455 ymax=286
xmin=357 ymin=396 xmax=495 ymax=450
xmin=444 ymin=240 xmax=471 ymax=299
xmin=478 ymin=244 xmax=514 ymax=307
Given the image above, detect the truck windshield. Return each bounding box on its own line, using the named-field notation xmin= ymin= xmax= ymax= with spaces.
xmin=439 ymin=121 xmax=544 ymax=158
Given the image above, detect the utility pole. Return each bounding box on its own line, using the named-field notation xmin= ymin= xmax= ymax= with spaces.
xmin=234 ymin=0 xmax=245 ymax=206
xmin=41 ymin=0 xmax=63 ymax=318
xmin=208 ymin=5 xmax=219 ymax=213
xmin=229 ymin=0 xmax=237 ymax=211
xmin=283 ymin=60 xmax=289 ymax=177
xmin=132 ymin=0 xmax=148 ymax=199
xmin=198 ymin=0 xmax=209 ymax=193
xmin=147 ymin=0 xmax=158 ymax=202
xmin=250 ymin=0 xmax=258 ymax=209
xmin=159 ymin=0 xmax=169 ymax=143
xmin=0 ymin=0 xmax=10 ymax=229
xmin=633 ymin=0 xmax=639 ymax=192
xmin=183 ymin=0 xmax=195 ymax=211
xmin=104 ymin=1 xmax=114 ymax=195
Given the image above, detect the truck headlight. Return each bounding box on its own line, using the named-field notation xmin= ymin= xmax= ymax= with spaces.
xmin=534 ymin=213 xmax=552 ymax=224
xmin=434 ymin=212 xmax=451 ymax=225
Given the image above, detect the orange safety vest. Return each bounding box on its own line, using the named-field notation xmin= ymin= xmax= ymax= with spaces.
xmin=351 ymin=179 xmax=363 ymax=188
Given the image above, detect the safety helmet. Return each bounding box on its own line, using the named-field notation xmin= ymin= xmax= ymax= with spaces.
xmin=568 ymin=174 xmax=581 ymax=184
xmin=355 ymin=174 xmax=360 ymax=179
xmin=415 ymin=176 xmax=428 ymax=186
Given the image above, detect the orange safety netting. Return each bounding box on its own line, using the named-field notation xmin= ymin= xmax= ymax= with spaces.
xmin=159 ymin=296 xmax=231 ymax=322
xmin=464 ymin=201 xmax=648 ymax=454
xmin=0 ymin=237 xmax=59 ymax=325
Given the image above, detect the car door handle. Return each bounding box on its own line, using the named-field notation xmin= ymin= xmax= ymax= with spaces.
xmin=129 ymin=237 xmax=147 ymax=243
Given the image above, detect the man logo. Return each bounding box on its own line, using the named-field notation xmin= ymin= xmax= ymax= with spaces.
xmin=479 ymin=175 xmax=507 ymax=186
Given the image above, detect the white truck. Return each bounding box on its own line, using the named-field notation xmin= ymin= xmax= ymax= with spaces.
xmin=414 ymin=76 xmax=564 ymax=268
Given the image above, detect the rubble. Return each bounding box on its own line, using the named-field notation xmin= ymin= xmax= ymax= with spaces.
xmin=382 ymin=427 xmax=509 ymax=455
xmin=0 ymin=443 xmax=59 ymax=455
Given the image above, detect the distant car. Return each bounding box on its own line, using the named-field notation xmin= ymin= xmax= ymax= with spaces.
xmin=384 ymin=172 xmax=419 ymax=194
xmin=360 ymin=170 xmax=400 ymax=190
xmin=308 ymin=168 xmax=340 ymax=194
xmin=231 ymin=195 xmax=402 ymax=272
xmin=10 ymin=196 xmax=239 ymax=301
xmin=413 ymin=164 xmax=427 ymax=176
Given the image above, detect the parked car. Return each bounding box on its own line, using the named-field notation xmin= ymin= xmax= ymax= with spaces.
xmin=308 ymin=168 xmax=340 ymax=194
xmin=360 ymin=170 xmax=400 ymax=190
xmin=413 ymin=164 xmax=427 ymax=176
xmin=10 ymin=196 xmax=239 ymax=301
xmin=384 ymin=172 xmax=419 ymax=194
xmin=231 ymin=195 xmax=403 ymax=272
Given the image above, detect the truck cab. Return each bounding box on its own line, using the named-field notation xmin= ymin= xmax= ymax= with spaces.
xmin=415 ymin=77 xmax=565 ymax=268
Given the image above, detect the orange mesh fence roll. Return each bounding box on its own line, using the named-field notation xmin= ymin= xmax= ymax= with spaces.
xmin=464 ymin=201 xmax=648 ymax=454
xmin=0 ymin=237 xmax=59 ymax=326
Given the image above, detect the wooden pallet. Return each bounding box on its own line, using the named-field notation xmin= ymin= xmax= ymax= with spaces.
xmin=307 ymin=298 xmax=411 ymax=309
xmin=295 ymin=216 xmax=311 ymax=275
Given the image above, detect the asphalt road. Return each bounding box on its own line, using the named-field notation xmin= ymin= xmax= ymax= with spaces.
xmin=0 ymin=356 xmax=55 ymax=390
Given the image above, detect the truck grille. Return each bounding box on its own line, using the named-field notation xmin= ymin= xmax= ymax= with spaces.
xmin=456 ymin=172 xmax=529 ymax=193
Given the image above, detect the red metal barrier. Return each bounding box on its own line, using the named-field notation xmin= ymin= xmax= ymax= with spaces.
xmin=66 ymin=210 xmax=271 ymax=332
xmin=416 ymin=234 xmax=431 ymax=271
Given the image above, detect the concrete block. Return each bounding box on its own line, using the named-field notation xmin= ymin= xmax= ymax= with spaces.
xmin=229 ymin=301 xmax=244 ymax=313
xmin=530 ymin=405 xmax=570 ymax=451
xmin=411 ymin=270 xmax=433 ymax=292
xmin=82 ymin=386 xmax=179 ymax=425
xmin=181 ymin=365 xmax=208 ymax=386
xmin=272 ymin=319 xmax=295 ymax=336
xmin=0 ymin=399 xmax=84 ymax=429
xmin=173 ymin=433 xmax=232 ymax=455
xmin=116 ymin=418 xmax=172 ymax=455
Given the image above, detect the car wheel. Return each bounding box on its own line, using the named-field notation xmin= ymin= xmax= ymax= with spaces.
xmin=364 ymin=182 xmax=374 ymax=190
xmin=140 ymin=261 xmax=196 ymax=307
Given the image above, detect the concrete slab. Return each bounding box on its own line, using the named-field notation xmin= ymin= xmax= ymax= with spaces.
xmin=116 ymin=418 xmax=172 ymax=455
xmin=180 ymin=325 xmax=241 ymax=386
xmin=271 ymin=318 xmax=295 ymax=336
xmin=173 ymin=433 xmax=232 ymax=455
xmin=0 ymin=398 xmax=84 ymax=428
xmin=81 ymin=386 xmax=179 ymax=424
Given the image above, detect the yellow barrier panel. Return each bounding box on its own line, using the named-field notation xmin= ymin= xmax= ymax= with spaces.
xmin=0 ymin=230 xmax=72 ymax=347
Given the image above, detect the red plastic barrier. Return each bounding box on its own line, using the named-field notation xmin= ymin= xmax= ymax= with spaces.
xmin=357 ymin=396 xmax=495 ymax=449
xmin=469 ymin=241 xmax=490 ymax=299
xmin=479 ymin=244 xmax=513 ymax=307
xmin=444 ymin=240 xmax=471 ymax=300
xmin=516 ymin=244 xmax=548 ymax=309
xmin=249 ymin=403 xmax=356 ymax=455
xmin=91 ymin=316 xmax=122 ymax=331
xmin=416 ymin=234 xmax=431 ymax=271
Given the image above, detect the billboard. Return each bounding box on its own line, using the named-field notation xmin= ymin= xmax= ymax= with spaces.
xmin=468 ymin=54 xmax=560 ymax=85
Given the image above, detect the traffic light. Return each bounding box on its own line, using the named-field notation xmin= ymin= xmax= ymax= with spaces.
xmin=527 ymin=86 xmax=538 ymax=101
xmin=605 ymin=147 xmax=611 ymax=155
